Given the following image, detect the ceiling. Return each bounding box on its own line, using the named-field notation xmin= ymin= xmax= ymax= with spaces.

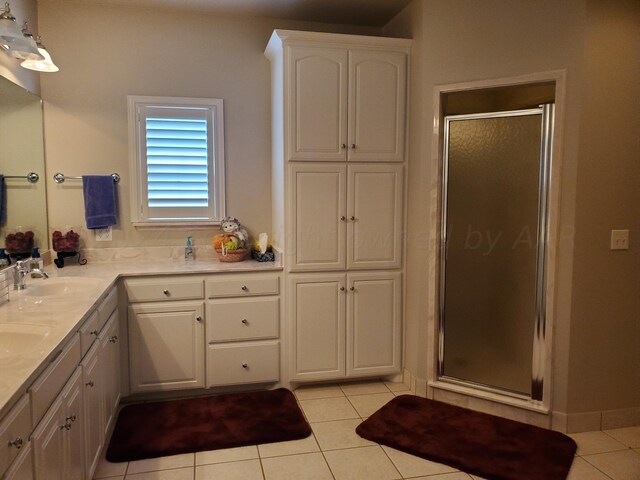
xmin=77 ymin=0 xmax=412 ymax=27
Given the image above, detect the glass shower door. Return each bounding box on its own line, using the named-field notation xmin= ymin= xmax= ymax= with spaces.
xmin=439 ymin=106 xmax=553 ymax=399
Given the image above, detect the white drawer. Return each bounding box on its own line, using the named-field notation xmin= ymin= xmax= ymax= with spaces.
xmin=29 ymin=334 xmax=81 ymax=427
xmin=97 ymin=287 xmax=118 ymax=329
xmin=206 ymin=275 xmax=279 ymax=298
xmin=125 ymin=277 xmax=204 ymax=302
xmin=207 ymin=341 xmax=280 ymax=387
xmin=0 ymin=394 xmax=31 ymax=478
xmin=79 ymin=310 xmax=100 ymax=358
xmin=208 ymin=297 xmax=279 ymax=342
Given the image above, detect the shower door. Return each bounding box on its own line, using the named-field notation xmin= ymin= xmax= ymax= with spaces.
xmin=438 ymin=105 xmax=553 ymax=400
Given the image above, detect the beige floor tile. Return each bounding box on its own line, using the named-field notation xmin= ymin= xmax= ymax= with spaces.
xmin=605 ymin=426 xmax=640 ymax=449
xmin=348 ymin=392 xmax=395 ymax=418
xmin=195 ymin=445 xmax=258 ymax=465
xmin=566 ymin=457 xmax=612 ymax=480
xmin=381 ymin=446 xmax=458 ymax=477
xmin=125 ymin=467 xmax=194 ymax=480
xmin=258 ymin=434 xmax=320 ymax=458
xmin=95 ymin=477 xmax=124 ymax=480
xmin=126 ymin=453 xmax=194 ymax=475
xmin=414 ymin=473 xmax=473 ymax=480
xmin=324 ymin=445 xmax=401 ymax=480
xmin=311 ymin=418 xmax=375 ymax=451
xmin=195 ymin=459 xmax=264 ymax=480
xmin=93 ymin=454 xmax=128 ymax=478
xmin=569 ymin=431 xmax=628 ymax=456
xmin=339 ymin=381 xmax=390 ymax=396
xmin=383 ymin=381 xmax=411 ymax=393
xmin=583 ymin=449 xmax=640 ymax=480
xmin=294 ymin=384 xmax=344 ymax=401
xmin=299 ymin=396 xmax=360 ymax=422
xmin=262 ymin=452 xmax=333 ymax=480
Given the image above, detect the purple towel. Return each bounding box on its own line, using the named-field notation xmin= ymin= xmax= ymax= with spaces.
xmin=82 ymin=175 xmax=117 ymax=229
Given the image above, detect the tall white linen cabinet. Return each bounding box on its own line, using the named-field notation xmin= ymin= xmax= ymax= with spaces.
xmin=265 ymin=30 xmax=410 ymax=385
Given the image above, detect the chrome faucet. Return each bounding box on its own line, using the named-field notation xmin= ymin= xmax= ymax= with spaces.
xmin=13 ymin=260 xmax=48 ymax=290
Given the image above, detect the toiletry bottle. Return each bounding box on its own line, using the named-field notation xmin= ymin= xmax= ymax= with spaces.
xmin=30 ymin=247 xmax=43 ymax=277
xmin=185 ymin=236 xmax=195 ymax=261
xmin=0 ymin=248 xmax=10 ymax=268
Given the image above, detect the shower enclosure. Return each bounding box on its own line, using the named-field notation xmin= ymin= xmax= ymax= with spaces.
xmin=438 ymin=105 xmax=554 ymax=401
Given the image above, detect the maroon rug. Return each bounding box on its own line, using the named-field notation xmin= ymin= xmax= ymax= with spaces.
xmin=356 ymin=395 xmax=576 ymax=480
xmin=106 ymin=388 xmax=311 ymax=462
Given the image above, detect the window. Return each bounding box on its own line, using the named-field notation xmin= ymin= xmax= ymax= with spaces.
xmin=128 ymin=96 xmax=225 ymax=226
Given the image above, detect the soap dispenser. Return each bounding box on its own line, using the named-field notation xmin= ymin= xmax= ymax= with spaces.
xmin=30 ymin=247 xmax=43 ymax=277
xmin=185 ymin=236 xmax=195 ymax=261
xmin=0 ymin=248 xmax=10 ymax=268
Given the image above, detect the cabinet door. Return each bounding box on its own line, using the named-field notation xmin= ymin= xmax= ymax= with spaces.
xmin=347 ymin=164 xmax=403 ymax=269
xmin=31 ymin=398 xmax=64 ymax=480
xmin=347 ymin=272 xmax=402 ymax=377
xmin=348 ymin=50 xmax=406 ymax=162
xmin=290 ymin=164 xmax=347 ymax=271
xmin=3 ymin=441 xmax=33 ymax=480
xmin=61 ymin=370 xmax=84 ymax=480
xmin=288 ymin=46 xmax=348 ymax=161
xmin=290 ymin=274 xmax=346 ymax=381
xmin=99 ymin=312 xmax=120 ymax=436
xmin=81 ymin=344 xmax=103 ymax=479
xmin=129 ymin=301 xmax=205 ymax=393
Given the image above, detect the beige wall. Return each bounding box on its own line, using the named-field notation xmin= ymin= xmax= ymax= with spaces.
xmin=38 ymin=0 xmax=377 ymax=250
xmin=0 ymin=0 xmax=40 ymax=94
xmin=385 ymin=0 xmax=640 ymax=417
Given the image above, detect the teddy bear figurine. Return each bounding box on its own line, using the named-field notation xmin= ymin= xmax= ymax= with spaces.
xmin=213 ymin=216 xmax=249 ymax=251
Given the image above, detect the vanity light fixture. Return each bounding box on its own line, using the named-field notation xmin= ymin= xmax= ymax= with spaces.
xmin=0 ymin=4 xmax=44 ymax=61
xmin=21 ymin=35 xmax=58 ymax=72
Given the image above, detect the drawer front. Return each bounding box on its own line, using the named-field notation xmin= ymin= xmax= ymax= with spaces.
xmin=0 ymin=394 xmax=31 ymax=477
xmin=29 ymin=334 xmax=81 ymax=427
xmin=206 ymin=275 xmax=279 ymax=298
xmin=97 ymin=287 xmax=118 ymax=330
xmin=207 ymin=341 xmax=280 ymax=387
xmin=208 ymin=297 xmax=279 ymax=342
xmin=79 ymin=310 xmax=100 ymax=358
xmin=125 ymin=277 xmax=204 ymax=303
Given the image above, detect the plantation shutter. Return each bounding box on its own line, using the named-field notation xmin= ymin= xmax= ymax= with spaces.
xmin=137 ymin=105 xmax=216 ymax=220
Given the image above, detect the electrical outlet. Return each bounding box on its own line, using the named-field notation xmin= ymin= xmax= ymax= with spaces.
xmin=610 ymin=229 xmax=629 ymax=250
xmin=95 ymin=226 xmax=113 ymax=242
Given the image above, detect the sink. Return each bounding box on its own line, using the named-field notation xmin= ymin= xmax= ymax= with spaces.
xmin=0 ymin=323 xmax=51 ymax=359
xmin=24 ymin=277 xmax=102 ymax=297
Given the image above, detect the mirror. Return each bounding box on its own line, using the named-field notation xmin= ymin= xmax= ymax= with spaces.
xmin=0 ymin=75 xmax=48 ymax=263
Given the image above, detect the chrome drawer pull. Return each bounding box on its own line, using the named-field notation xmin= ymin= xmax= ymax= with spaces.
xmin=241 ymin=319 xmax=248 ymax=325
xmin=85 ymin=380 xmax=94 ymax=387
xmin=163 ymin=289 xmax=170 ymax=295
xmin=90 ymin=330 xmax=99 ymax=336
xmin=8 ymin=437 xmax=23 ymax=449
xmin=109 ymin=335 xmax=118 ymax=343
xmin=241 ymin=363 xmax=248 ymax=369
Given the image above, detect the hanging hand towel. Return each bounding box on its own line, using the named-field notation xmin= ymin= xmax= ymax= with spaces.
xmin=0 ymin=175 xmax=5 ymax=226
xmin=82 ymin=175 xmax=117 ymax=229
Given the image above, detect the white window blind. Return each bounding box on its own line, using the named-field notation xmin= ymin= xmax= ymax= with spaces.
xmin=128 ymin=96 xmax=225 ymax=225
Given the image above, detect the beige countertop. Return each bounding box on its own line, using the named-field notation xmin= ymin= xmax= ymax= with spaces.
xmin=0 ymin=255 xmax=282 ymax=417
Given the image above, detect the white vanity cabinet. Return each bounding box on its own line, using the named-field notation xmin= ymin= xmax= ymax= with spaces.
xmin=0 ymin=395 xmax=32 ymax=479
xmin=206 ymin=274 xmax=281 ymax=387
xmin=283 ymin=40 xmax=406 ymax=163
xmin=2 ymin=442 xmax=33 ymax=480
xmin=290 ymin=271 xmax=401 ymax=382
xmin=125 ymin=277 xmax=205 ymax=394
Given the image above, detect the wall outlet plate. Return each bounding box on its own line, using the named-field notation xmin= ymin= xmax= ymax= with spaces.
xmin=95 ymin=226 xmax=113 ymax=242
xmin=610 ymin=229 xmax=629 ymax=250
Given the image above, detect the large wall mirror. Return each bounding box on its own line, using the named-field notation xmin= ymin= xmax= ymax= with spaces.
xmin=0 ymin=75 xmax=48 ymax=264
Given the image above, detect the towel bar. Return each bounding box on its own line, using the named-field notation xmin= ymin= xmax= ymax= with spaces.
xmin=53 ymin=172 xmax=120 ymax=184
xmin=4 ymin=172 xmax=39 ymax=183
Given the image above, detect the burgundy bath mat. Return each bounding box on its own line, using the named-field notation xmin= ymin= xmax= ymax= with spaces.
xmin=356 ymin=395 xmax=576 ymax=480
xmin=106 ymin=388 xmax=311 ymax=462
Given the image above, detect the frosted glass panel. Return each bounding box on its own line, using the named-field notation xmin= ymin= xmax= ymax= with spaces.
xmin=442 ymin=114 xmax=542 ymax=395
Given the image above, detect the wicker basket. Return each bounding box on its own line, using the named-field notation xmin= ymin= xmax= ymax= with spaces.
xmin=215 ymin=247 xmax=248 ymax=263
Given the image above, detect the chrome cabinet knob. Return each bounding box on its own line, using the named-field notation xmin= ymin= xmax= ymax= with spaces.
xmin=340 ymin=286 xmax=345 ymax=291
xmin=241 ymin=363 xmax=248 ymax=369
xmin=109 ymin=335 xmax=118 ymax=343
xmin=341 ymin=143 xmax=347 ymax=149
xmin=90 ymin=330 xmax=99 ymax=336
xmin=351 ymin=144 xmax=356 ymax=149
xmin=8 ymin=437 xmax=23 ymax=449
xmin=196 ymin=316 xmax=203 ymax=323
xmin=241 ymin=319 xmax=248 ymax=325
xmin=350 ymin=286 xmax=355 ymax=291
xmin=241 ymin=285 xmax=248 ymax=292
xmin=340 ymin=216 xmax=346 ymax=221
xmin=85 ymin=380 xmax=94 ymax=387
xmin=350 ymin=216 xmax=356 ymax=221
xmin=163 ymin=289 xmax=170 ymax=295
xmin=66 ymin=414 xmax=76 ymax=423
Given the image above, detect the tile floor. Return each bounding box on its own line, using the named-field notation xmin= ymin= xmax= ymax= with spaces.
xmin=93 ymin=380 xmax=640 ymax=480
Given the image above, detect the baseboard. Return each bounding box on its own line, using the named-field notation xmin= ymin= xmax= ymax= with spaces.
xmin=550 ymin=407 xmax=640 ymax=433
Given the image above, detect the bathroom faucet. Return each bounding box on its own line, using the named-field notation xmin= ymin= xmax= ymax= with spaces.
xmin=13 ymin=260 xmax=48 ymax=290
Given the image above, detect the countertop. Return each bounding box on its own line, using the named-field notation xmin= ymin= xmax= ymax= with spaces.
xmin=0 ymin=255 xmax=282 ymax=417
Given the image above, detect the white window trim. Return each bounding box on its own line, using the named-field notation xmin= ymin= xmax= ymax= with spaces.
xmin=127 ymin=95 xmax=226 ymax=227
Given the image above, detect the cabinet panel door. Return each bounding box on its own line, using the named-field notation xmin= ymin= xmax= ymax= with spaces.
xmin=62 ymin=370 xmax=84 ymax=480
xmin=290 ymin=274 xmax=346 ymax=381
xmin=347 ymin=165 xmax=403 ymax=269
xmin=348 ymin=50 xmax=406 ymax=162
xmin=347 ymin=272 xmax=401 ymax=377
xmin=100 ymin=312 xmax=120 ymax=436
xmin=3 ymin=441 xmax=33 ymax=480
xmin=81 ymin=344 xmax=103 ymax=479
xmin=290 ymin=164 xmax=346 ymax=271
xmin=32 ymin=399 xmax=64 ymax=480
xmin=129 ymin=302 xmax=205 ymax=393
xmin=288 ymin=46 xmax=348 ymax=161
